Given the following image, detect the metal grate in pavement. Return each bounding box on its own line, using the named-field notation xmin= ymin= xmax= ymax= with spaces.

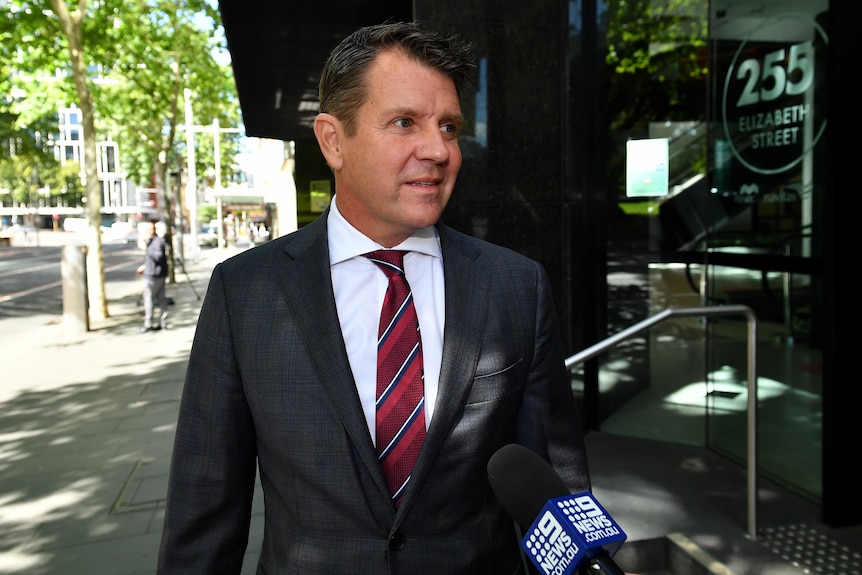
xmin=110 ymin=459 xmax=165 ymax=515
xmin=759 ymin=524 xmax=862 ymax=575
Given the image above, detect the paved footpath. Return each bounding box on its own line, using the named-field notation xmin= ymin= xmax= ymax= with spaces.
xmin=0 ymin=241 xmax=263 ymax=575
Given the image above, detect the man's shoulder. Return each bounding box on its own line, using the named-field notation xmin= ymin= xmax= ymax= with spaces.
xmin=439 ymin=223 xmax=538 ymax=266
xmin=220 ymin=221 xmax=324 ymax=270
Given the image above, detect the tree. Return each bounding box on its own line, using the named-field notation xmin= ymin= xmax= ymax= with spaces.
xmin=49 ymin=0 xmax=110 ymax=319
xmin=94 ymin=0 xmax=240 ymax=281
xmin=0 ymin=108 xmax=84 ymax=211
xmin=2 ymin=0 xmax=240 ymax=314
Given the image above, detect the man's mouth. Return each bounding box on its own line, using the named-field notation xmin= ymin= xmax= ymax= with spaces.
xmin=407 ymin=178 xmax=441 ymax=187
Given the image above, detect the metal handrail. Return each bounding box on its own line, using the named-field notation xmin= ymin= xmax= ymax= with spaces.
xmin=565 ymin=305 xmax=759 ymax=540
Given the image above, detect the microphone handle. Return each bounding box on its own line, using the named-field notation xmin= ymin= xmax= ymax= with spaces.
xmin=579 ymin=551 xmax=627 ymax=575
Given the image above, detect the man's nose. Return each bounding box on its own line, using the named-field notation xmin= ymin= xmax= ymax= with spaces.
xmin=417 ymin=128 xmax=451 ymax=163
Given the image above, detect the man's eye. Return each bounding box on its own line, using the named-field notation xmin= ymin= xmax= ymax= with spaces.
xmin=394 ymin=118 xmax=411 ymax=128
xmin=441 ymin=124 xmax=459 ymax=135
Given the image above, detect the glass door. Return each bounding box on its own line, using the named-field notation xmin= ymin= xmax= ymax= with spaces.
xmin=595 ymin=0 xmax=827 ymax=503
xmin=704 ymin=0 xmax=827 ymax=501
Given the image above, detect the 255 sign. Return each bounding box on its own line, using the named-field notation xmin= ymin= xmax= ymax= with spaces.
xmin=721 ymin=14 xmax=828 ymax=176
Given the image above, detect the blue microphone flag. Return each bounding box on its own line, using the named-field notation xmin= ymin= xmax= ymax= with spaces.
xmin=521 ymin=491 xmax=627 ymax=575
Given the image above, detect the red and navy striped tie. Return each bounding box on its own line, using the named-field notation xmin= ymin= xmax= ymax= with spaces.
xmin=365 ymin=250 xmax=426 ymax=507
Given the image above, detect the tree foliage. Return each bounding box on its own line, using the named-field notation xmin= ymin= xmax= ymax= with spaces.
xmin=603 ymin=0 xmax=709 ymax=130
xmin=95 ymin=0 xmax=241 ymax=191
xmin=0 ymin=106 xmax=84 ymax=206
xmin=1 ymin=0 xmax=241 ymax=313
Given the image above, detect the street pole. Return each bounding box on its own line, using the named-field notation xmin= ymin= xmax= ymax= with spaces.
xmin=31 ymin=168 xmax=40 ymax=247
xmin=184 ymin=88 xmax=198 ymax=261
xmin=181 ymin=90 xmax=242 ymax=252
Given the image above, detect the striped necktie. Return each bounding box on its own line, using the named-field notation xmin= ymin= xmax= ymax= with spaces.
xmin=365 ymin=250 xmax=426 ymax=507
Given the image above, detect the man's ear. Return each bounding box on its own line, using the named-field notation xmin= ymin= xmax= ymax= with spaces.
xmin=313 ymin=113 xmax=343 ymax=170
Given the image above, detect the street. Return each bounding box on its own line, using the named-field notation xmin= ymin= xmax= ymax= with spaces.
xmin=0 ymin=239 xmax=144 ymax=319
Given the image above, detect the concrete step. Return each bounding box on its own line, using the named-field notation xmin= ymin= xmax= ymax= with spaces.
xmin=614 ymin=533 xmax=735 ymax=575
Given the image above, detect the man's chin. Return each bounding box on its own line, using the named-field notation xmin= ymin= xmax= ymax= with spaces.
xmin=404 ymin=212 xmax=444 ymax=231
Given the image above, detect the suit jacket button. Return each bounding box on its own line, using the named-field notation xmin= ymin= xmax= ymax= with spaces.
xmin=389 ymin=533 xmax=406 ymax=551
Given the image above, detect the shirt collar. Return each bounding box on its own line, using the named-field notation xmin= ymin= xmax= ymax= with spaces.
xmin=327 ymin=195 xmax=442 ymax=265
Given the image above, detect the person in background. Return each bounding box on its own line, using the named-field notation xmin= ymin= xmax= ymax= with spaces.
xmin=157 ymin=21 xmax=591 ymax=574
xmin=136 ymin=220 xmax=168 ymax=333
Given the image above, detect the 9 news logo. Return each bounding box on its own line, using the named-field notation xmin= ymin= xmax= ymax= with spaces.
xmin=521 ymin=493 xmax=626 ymax=575
xmin=523 ymin=509 xmax=579 ymax=575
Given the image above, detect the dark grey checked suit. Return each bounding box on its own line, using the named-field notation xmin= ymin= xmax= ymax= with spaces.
xmin=157 ymin=209 xmax=591 ymax=575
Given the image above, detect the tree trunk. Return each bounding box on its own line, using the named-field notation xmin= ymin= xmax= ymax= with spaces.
xmin=157 ymin=159 xmax=177 ymax=285
xmin=50 ymin=0 xmax=109 ymax=320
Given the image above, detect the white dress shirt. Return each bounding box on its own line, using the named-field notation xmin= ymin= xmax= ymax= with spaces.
xmin=328 ymin=196 xmax=445 ymax=445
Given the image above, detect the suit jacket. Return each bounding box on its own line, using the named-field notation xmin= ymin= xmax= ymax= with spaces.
xmin=157 ymin=212 xmax=591 ymax=575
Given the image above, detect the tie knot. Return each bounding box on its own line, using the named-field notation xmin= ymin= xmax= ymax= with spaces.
xmin=365 ymin=250 xmax=408 ymax=275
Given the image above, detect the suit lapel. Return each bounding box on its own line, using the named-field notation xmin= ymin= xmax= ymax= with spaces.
xmin=400 ymin=225 xmax=490 ymax=508
xmin=432 ymin=225 xmax=490 ymax=438
xmin=274 ymin=215 xmax=386 ymax=492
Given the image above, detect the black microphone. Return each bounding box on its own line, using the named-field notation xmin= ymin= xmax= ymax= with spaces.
xmin=487 ymin=444 xmax=628 ymax=575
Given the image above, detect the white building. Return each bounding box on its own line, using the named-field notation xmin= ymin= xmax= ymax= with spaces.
xmin=54 ymin=104 xmax=140 ymax=222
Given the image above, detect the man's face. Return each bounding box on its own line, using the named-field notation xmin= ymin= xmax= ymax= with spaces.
xmin=331 ymin=50 xmax=464 ymax=247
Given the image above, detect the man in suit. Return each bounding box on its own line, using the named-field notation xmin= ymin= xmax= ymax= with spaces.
xmin=158 ymin=21 xmax=591 ymax=574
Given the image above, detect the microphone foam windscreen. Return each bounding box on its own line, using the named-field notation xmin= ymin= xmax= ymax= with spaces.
xmin=486 ymin=443 xmax=570 ymax=529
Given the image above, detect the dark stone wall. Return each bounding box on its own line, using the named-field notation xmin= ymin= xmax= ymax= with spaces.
xmin=415 ymin=1 xmax=591 ymax=355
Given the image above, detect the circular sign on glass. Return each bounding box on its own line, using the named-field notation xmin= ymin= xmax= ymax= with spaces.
xmin=721 ymin=13 xmax=828 ymax=175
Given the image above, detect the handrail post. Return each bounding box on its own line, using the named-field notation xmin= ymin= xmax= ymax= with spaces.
xmin=745 ymin=309 xmax=758 ymax=540
xmin=565 ymin=305 xmax=758 ymax=540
